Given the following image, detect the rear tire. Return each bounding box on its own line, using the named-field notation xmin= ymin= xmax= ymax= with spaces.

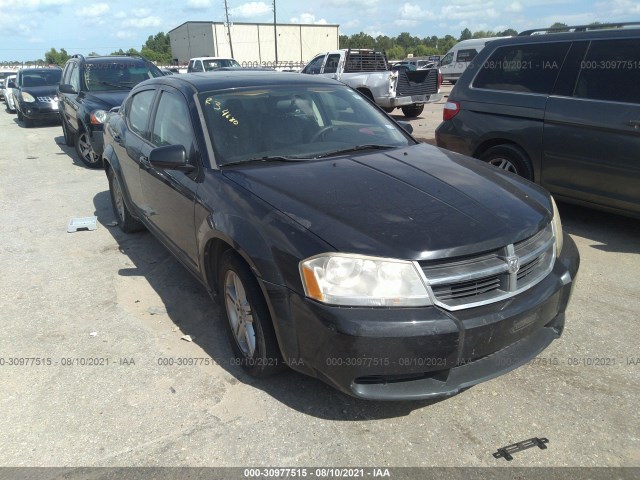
xmin=382 ymin=107 xmax=395 ymax=113
xmin=219 ymin=251 xmax=285 ymax=378
xmin=107 ymin=168 xmax=144 ymax=233
xmin=75 ymin=130 xmax=102 ymax=168
xmin=479 ymin=144 xmax=533 ymax=180
xmin=401 ymin=104 xmax=424 ymax=118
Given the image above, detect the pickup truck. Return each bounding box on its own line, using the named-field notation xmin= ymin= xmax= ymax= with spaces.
xmin=301 ymin=49 xmax=442 ymax=117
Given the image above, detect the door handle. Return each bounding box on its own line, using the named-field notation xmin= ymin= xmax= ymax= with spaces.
xmin=628 ymin=120 xmax=640 ymax=129
xmin=113 ymin=134 xmax=123 ymax=145
xmin=139 ymin=155 xmax=150 ymax=167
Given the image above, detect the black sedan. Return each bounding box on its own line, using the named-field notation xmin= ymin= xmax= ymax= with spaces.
xmin=102 ymin=71 xmax=579 ymax=400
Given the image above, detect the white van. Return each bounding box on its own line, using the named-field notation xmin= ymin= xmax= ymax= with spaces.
xmin=439 ymin=37 xmax=508 ymax=84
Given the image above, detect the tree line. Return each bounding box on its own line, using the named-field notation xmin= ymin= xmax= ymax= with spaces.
xmin=339 ymin=28 xmax=517 ymax=60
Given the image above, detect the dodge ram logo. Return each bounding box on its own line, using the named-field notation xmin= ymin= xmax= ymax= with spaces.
xmin=506 ymin=256 xmax=520 ymax=274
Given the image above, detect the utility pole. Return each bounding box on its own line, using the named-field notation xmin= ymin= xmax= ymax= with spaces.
xmin=224 ymin=0 xmax=234 ymax=58
xmin=273 ymin=0 xmax=278 ymax=66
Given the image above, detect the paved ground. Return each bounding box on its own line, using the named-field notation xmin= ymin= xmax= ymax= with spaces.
xmin=0 ymin=94 xmax=638 ymax=470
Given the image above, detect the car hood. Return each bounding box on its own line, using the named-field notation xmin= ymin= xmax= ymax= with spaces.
xmin=81 ymin=91 xmax=130 ymax=109
xmin=21 ymin=85 xmax=58 ymax=98
xmin=222 ymin=144 xmax=553 ymax=260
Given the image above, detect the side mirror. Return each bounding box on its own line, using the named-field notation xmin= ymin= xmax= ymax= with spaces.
xmin=398 ymin=121 xmax=413 ymax=134
xmin=59 ymin=83 xmax=77 ymax=94
xmin=7 ymin=79 xmax=16 ymax=88
xmin=149 ymin=144 xmax=195 ymax=172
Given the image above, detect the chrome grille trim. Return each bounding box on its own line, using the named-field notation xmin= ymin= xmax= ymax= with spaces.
xmin=416 ymin=223 xmax=556 ymax=311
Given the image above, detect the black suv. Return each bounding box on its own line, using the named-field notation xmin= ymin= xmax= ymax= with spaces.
xmin=436 ymin=23 xmax=640 ymax=218
xmin=58 ymin=54 xmax=163 ymax=168
xmin=14 ymin=67 xmax=62 ymax=127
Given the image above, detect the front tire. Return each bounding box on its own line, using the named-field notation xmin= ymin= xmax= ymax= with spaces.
xmin=401 ymin=104 xmax=424 ymax=118
xmin=479 ymin=144 xmax=534 ymax=180
xmin=219 ymin=251 xmax=285 ymax=378
xmin=107 ymin=168 xmax=144 ymax=233
xmin=75 ymin=130 xmax=102 ymax=168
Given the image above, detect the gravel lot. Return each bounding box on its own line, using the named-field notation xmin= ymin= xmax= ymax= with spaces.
xmin=0 ymin=89 xmax=638 ymax=473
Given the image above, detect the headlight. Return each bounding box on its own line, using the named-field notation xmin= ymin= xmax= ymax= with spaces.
xmin=299 ymin=253 xmax=431 ymax=307
xmin=551 ymin=196 xmax=563 ymax=256
xmin=21 ymin=92 xmax=35 ymax=103
xmin=91 ymin=110 xmax=108 ymax=125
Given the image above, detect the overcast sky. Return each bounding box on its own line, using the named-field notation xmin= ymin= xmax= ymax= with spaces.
xmin=1 ymin=0 xmax=639 ymax=61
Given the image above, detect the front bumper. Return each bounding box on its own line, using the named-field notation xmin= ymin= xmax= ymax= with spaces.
xmin=89 ymin=127 xmax=105 ymax=157
xmin=378 ymin=93 xmax=443 ymax=108
xmin=19 ymin=101 xmax=60 ymax=121
xmin=264 ymin=234 xmax=579 ymax=400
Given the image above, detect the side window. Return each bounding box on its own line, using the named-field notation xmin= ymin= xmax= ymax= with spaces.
xmin=302 ymin=55 xmax=325 ymax=75
xmin=151 ymin=91 xmax=196 ymax=157
xmin=574 ymin=39 xmax=640 ymax=105
xmin=187 ymin=60 xmax=194 ymax=72
xmin=473 ymin=42 xmax=570 ymax=94
xmin=323 ymin=54 xmax=341 ymax=74
xmin=127 ymin=89 xmax=156 ymax=138
xmin=192 ymin=60 xmax=204 ymax=72
xmin=456 ymin=48 xmax=478 ymax=62
xmin=441 ymin=52 xmax=454 ymax=66
xmin=69 ymin=64 xmax=80 ymax=92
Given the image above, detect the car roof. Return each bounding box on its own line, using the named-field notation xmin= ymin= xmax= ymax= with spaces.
xmin=487 ymin=25 xmax=640 ymax=48
xmin=135 ymin=71 xmax=343 ymax=93
xmin=19 ymin=67 xmax=61 ymax=72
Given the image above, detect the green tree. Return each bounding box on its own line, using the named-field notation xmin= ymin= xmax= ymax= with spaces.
xmin=497 ymin=28 xmax=518 ymax=36
xmin=375 ymin=35 xmax=393 ymax=52
xmin=386 ymin=45 xmax=406 ymax=60
xmin=549 ymin=22 xmax=569 ymax=32
xmin=396 ymin=32 xmax=415 ymax=50
xmin=459 ymin=28 xmax=472 ymax=41
xmin=348 ymin=32 xmax=376 ymax=49
xmin=140 ymin=32 xmax=171 ymax=64
xmin=339 ymin=35 xmax=350 ymax=48
xmin=44 ymin=48 xmax=69 ymax=66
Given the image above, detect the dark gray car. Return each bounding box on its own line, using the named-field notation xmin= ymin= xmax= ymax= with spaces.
xmin=436 ymin=23 xmax=640 ymax=218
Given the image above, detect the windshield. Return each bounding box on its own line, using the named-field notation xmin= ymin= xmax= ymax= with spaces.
xmin=199 ymin=85 xmax=413 ymax=166
xmin=203 ymin=59 xmax=241 ymax=71
xmin=21 ymin=69 xmax=62 ymax=86
xmin=84 ymin=62 xmax=163 ymax=91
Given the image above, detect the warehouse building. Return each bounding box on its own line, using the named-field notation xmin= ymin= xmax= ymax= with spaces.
xmin=168 ymin=21 xmax=339 ymax=69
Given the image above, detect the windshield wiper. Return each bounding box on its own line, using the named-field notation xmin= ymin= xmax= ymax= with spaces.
xmin=96 ymin=81 xmax=132 ymax=90
xmin=313 ymin=144 xmax=396 ymax=158
xmin=221 ymin=155 xmax=309 ymax=167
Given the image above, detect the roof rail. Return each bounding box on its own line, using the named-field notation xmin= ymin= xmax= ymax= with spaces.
xmin=519 ymin=21 xmax=640 ymax=36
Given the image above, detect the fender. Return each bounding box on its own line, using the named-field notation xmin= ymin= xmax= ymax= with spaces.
xmin=102 ymin=143 xmax=143 ymax=223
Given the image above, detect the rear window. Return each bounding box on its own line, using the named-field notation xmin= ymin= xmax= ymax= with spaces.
xmin=84 ymin=61 xmax=162 ymax=91
xmin=574 ymin=39 xmax=640 ymax=105
xmin=473 ymin=42 xmax=570 ymax=94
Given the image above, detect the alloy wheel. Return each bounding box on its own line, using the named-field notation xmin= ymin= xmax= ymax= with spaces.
xmin=224 ymin=271 xmax=256 ymax=357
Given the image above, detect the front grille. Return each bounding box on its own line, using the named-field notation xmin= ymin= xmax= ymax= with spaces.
xmin=36 ymin=96 xmax=56 ymax=103
xmin=431 ymin=274 xmax=503 ymax=301
xmin=396 ymin=69 xmax=438 ymax=96
xmin=420 ymin=223 xmax=555 ymax=310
